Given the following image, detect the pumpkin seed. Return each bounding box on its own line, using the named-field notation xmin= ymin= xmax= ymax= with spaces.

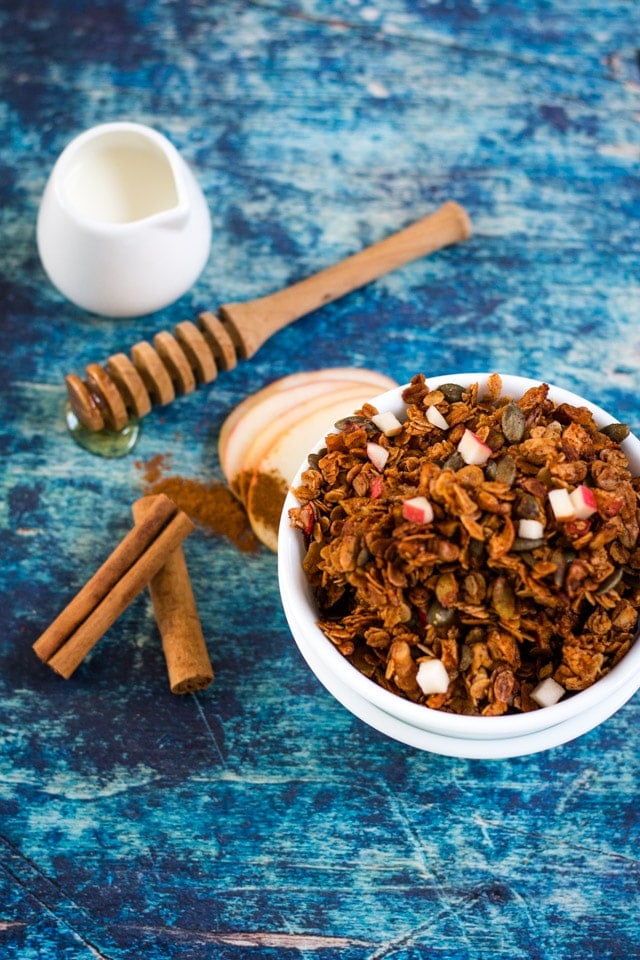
xmin=511 ymin=536 xmax=546 ymax=552
xmin=515 ymin=492 xmax=541 ymax=519
xmin=439 ymin=382 xmax=465 ymax=403
xmin=486 ymin=428 xmax=504 ymax=451
xmin=601 ymin=422 xmax=630 ymax=443
xmin=501 ymin=401 xmax=526 ymax=443
xmin=356 ymin=546 xmax=371 ymax=567
xmin=596 ymin=567 xmax=624 ymax=595
xmin=492 ymin=576 xmax=516 ymax=620
xmin=435 ymin=571 xmax=458 ymax=607
xmin=551 ymin=547 xmax=575 ymax=588
xmin=494 ymin=454 xmax=517 ymax=486
xmin=427 ymin=600 xmax=456 ymax=628
xmin=459 ymin=644 xmax=473 ymax=671
xmin=442 ymin=451 xmax=465 ymax=471
xmin=334 ymin=415 xmax=377 ymax=435
xmin=468 ymin=538 xmax=485 ymax=563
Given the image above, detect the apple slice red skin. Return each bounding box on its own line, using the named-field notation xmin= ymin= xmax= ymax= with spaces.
xmin=218 ymin=365 xmax=396 ymax=469
xmin=220 ymin=369 xmax=397 ymax=494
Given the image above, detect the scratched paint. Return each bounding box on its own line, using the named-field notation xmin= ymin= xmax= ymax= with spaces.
xmin=1 ymin=1 xmax=640 ymax=958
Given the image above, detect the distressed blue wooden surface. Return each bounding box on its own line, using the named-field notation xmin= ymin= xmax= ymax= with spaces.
xmin=1 ymin=2 xmax=640 ymax=958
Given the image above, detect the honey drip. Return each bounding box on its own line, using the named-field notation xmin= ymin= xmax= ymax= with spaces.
xmin=65 ymin=404 xmax=141 ymax=458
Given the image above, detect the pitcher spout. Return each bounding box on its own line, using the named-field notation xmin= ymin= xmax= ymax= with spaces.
xmin=57 ymin=122 xmax=193 ymax=227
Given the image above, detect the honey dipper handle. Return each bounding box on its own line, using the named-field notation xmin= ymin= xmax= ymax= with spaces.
xmin=65 ymin=201 xmax=471 ymax=432
xmin=219 ymin=200 xmax=472 ymax=358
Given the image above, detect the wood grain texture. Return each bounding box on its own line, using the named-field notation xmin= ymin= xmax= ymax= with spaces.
xmin=1 ymin=1 xmax=639 ymax=958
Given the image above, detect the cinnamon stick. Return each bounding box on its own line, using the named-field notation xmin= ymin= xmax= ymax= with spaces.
xmin=33 ymin=493 xmax=195 ymax=678
xmin=132 ymin=496 xmax=214 ymax=694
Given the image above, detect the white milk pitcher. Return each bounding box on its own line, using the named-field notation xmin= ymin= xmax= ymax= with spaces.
xmin=37 ymin=122 xmax=211 ymax=317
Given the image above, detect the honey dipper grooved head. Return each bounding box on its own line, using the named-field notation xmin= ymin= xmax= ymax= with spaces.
xmin=65 ymin=374 xmax=105 ymax=432
xmin=84 ymin=363 xmax=129 ymax=431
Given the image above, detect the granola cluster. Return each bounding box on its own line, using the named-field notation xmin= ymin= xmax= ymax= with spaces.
xmin=289 ymin=374 xmax=640 ymax=716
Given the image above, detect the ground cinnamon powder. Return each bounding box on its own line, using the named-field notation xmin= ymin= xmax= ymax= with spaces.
xmin=137 ymin=452 xmax=171 ymax=486
xmin=136 ymin=455 xmax=260 ymax=554
xmin=247 ymin=470 xmax=289 ymax=538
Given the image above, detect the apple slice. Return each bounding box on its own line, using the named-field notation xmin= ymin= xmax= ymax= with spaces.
xmin=238 ymin=383 xmax=380 ymax=490
xmin=219 ymin=366 xmax=396 ymax=456
xmin=219 ymin=368 xmax=397 ymax=488
xmin=426 ymin=405 xmax=449 ymax=430
xmin=531 ymin=676 xmax=565 ymax=708
xmin=222 ymin=381 xmax=346 ymax=493
xmin=245 ymin=387 xmax=385 ymax=551
xmin=518 ymin=518 xmax=544 ymax=539
xmin=224 ymin=380 xmax=396 ymax=498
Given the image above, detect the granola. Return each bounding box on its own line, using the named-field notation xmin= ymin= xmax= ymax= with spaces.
xmin=289 ymin=374 xmax=640 ymax=716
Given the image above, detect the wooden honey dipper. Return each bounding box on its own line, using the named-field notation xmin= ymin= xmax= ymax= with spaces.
xmin=66 ymin=201 xmax=472 ymax=432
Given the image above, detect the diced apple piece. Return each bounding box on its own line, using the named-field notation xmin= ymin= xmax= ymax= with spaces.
xmin=548 ymin=487 xmax=576 ymax=522
xmin=371 ymin=410 xmax=403 ymax=436
xmin=402 ymin=496 xmax=434 ymax=524
xmin=531 ymin=676 xmax=565 ymax=708
xmin=370 ymin=474 xmax=384 ymax=499
xmin=426 ymin=405 xmax=449 ymax=430
xmin=416 ymin=658 xmax=450 ymax=696
xmin=518 ymin=518 xmax=544 ymax=539
xmin=457 ymin=428 xmax=492 ymax=465
xmin=366 ymin=441 xmax=389 ymax=472
xmin=569 ymin=484 xmax=597 ymax=519
xmin=297 ymin=502 xmax=315 ymax=536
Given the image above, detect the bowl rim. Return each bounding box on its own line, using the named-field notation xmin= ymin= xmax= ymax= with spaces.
xmin=278 ymin=372 xmax=640 ymax=740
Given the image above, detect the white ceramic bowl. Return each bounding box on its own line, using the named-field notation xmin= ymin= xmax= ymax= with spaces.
xmin=278 ymin=373 xmax=640 ymax=758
